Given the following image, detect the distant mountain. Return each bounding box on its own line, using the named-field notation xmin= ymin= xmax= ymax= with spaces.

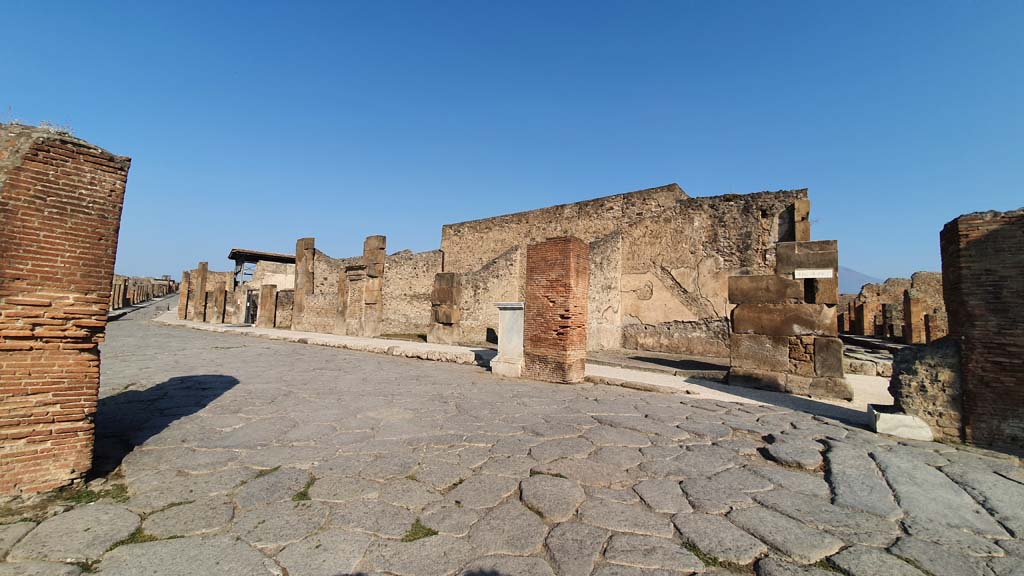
xmin=838 ymin=266 xmax=881 ymax=295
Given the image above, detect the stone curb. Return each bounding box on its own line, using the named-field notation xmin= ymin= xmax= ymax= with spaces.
xmin=153 ymin=312 xmax=496 ymax=367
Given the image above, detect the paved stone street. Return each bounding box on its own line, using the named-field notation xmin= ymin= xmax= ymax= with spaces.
xmin=1 ymin=303 xmax=1022 ymax=576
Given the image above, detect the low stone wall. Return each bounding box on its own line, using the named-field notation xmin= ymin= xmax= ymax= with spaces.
xmin=889 ymin=338 xmax=963 ymax=441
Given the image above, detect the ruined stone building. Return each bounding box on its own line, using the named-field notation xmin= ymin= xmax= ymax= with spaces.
xmin=888 ymin=208 xmax=1023 ymax=456
xmin=183 ymin=184 xmax=814 ymax=362
xmin=838 ymin=272 xmax=948 ymax=344
xmin=0 ymin=125 xmax=130 ymax=496
xmin=109 ymin=275 xmax=177 ymax=310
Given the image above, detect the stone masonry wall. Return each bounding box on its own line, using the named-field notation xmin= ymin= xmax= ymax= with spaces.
xmin=443 ymin=186 xmax=807 ymax=355
xmin=941 ymin=208 xmax=1024 ymax=455
xmin=0 ymin=124 xmax=130 ymax=496
xmin=381 ymin=250 xmax=443 ymax=336
xmin=523 ymin=237 xmax=589 ymax=383
xmin=889 ymin=338 xmax=963 ymax=441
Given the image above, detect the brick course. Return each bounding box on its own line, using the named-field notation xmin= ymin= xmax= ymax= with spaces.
xmin=0 ymin=124 xmax=130 ymax=495
xmin=523 ymin=237 xmax=589 ymax=383
xmin=940 ymin=208 xmax=1024 ymax=455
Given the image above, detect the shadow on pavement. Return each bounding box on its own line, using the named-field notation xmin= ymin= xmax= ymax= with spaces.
xmin=91 ymin=374 xmax=239 ymax=477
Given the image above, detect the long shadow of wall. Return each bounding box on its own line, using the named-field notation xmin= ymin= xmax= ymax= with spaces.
xmin=91 ymin=375 xmax=239 ymax=477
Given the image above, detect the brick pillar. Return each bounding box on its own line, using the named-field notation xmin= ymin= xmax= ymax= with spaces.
xmin=256 ymin=284 xmax=277 ymax=328
xmin=941 ymin=209 xmax=1024 ymax=455
xmin=0 ymin=124 xmax=130 ymax=496
xmin=523 ymin=237 xmax=589 ymax=384
xmin=177 ymin=271 xmax=190 ymax=320
xmin=191 ymin=262 xmax=208 ymax=321
xmin=293 ymin=237 xmax=315 ymax=324
xmin=903 ymin=290 xmax=925 ymax=344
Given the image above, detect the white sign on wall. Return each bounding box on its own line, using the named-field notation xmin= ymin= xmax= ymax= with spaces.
xmin=794 ymin=268 xmax=834 ymax=279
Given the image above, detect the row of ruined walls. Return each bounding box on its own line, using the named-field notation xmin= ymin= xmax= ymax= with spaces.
xmin=181 ymin=184 xmax=809 ymax=359
xmin=444 ymin=186 xmax=809 ymax=356
xmin=838 ymin=271 xmax=948 ymax=344
xmin=109 ymin=276 xmax=176 ymax=310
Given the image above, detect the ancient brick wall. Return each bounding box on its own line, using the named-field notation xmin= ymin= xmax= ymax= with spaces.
xmin=184 ymin=267 xmax=233 ymax=323
xmin=941 ymin=208 xmax=1024 ymax=455
xmin=274 ymin=290 xmax=294 ymax=329
xmin=381 ymin=249 xmax=443 ymax=336
xmin=457 ymin=247 xmax=524 ymax=344
xmin=0 ymin=124 xmax=130 ymax=495
xmin=293 ymin=248 xmax=357 ymax=333
xmin=523 ymin=237 xmax=589 ymax=383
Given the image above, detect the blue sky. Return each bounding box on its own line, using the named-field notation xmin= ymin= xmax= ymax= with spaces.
xmin=4 ymin=1 xmax=1021 ymax=282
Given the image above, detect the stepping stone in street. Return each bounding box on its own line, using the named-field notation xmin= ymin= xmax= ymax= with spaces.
xmin=673 ymin=511 xmax=768 ymax=566
xmin=728 ymin=505 xmax=844 ymax=564
xmin=9 ymin=504 xmax=140 ymax=564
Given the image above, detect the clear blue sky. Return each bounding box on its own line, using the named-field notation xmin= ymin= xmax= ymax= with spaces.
xmin=4 ymin=1 xmax=1021 ymax=281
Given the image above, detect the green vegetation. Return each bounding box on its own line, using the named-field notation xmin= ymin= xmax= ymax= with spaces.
xmin=401 ymin=519 xmax=438 ymax=542
xmin=106 ymin=528 xmax=160 ymax=552
xmin=292 ymin=476 xmax=316 ymax=501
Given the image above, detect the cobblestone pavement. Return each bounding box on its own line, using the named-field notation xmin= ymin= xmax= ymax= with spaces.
xmin=2 ymin=304 xmax=1022 ymax=576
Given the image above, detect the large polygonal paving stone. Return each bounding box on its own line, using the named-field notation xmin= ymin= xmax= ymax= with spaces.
xmin=578 ymin=499 xmax=674 ymax=537
xmin=460 ymin=555 xmax=555 ymax=576
xmin=520 ymin=475 xmax=585 ymax=522
xmin=468 ymin=500 xmax=548 ymax=556
xmin=0 ymin=521 xmax=35 ymax=557
xmin=673 ymin=512 xmax=767 ymax=565
xmin=367 ymin=535 xmax=473 ymax=576
xmin=546 ymin=522 xmax=608 ymax=576
xmin=0 ymin=561 xmax=82 ymax=576
xmin=233 ymin=467 xmax=312 ymax=509
xmin=444 ymin=474 xmax=519 ymax=509
xmin=93 ymin=535 xmax=275 ymax=575
xmin=329 ymin=500 xmax=417 ymax=538
xmin=125 ymin=467 xmax=256 ymax=512
xmin=9 ymin=505 xmax=140 ymax=563
xmin=530 ymin=437 xmax=594 ymax=462
xmin=231 ymin=500 xmax=329 ymax=550
xmin=728 ymin=506 xmax=844 ymax=564
xmin=276 ymin=528 xmax=373 ymax=576
xmin=604 ymin=533 xmax=705 ymax=573
xmin=142 ymin=496 xmax=235 ymax=538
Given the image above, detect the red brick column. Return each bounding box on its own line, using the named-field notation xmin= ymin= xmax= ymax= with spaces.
xmin=523 ymin=237 xmax=589 ymax=383
xmin=941 ymin=209 xmax=1024 ymax=455
xmin=0 ymin=124 xmax=130 ymax=495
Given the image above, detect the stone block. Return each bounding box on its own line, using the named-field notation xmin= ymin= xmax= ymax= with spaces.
xmin=806 ymin=277 xmax=839 ymax=305
xmin=426 ymin=323 xmax=462 ymax=345
xmin=492 ymin=302 xmax=525 ymax=378
xmin=809 ymin=377 xmax=854 ymax=401
xmin=728 ymin=275 xmax=803 ymax=305
xmin=793 ymin=198 xmax=811 ymax=241
xmin=363 ymin=235 xmax=386 ymax=278
xmin=728 ymin=367 xmax=787 ymax=393
xmin=730 ymin=334 xmax=791 ymax=372
xmin=732 ymin=304 xmax=837 ymax=336
xmin=870 ymin=405 xmax=934 ymax=441
xmin=813 ymin=337 xmax=844 ymax=377
xmin=776 ymin=240 xmax=838 ymax=276
xmin=256 ymin=285 xmax=277 ymax=329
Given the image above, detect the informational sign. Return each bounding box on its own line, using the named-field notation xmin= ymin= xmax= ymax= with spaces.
xmin=794 ymin=268 xmax=834 ymax=279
